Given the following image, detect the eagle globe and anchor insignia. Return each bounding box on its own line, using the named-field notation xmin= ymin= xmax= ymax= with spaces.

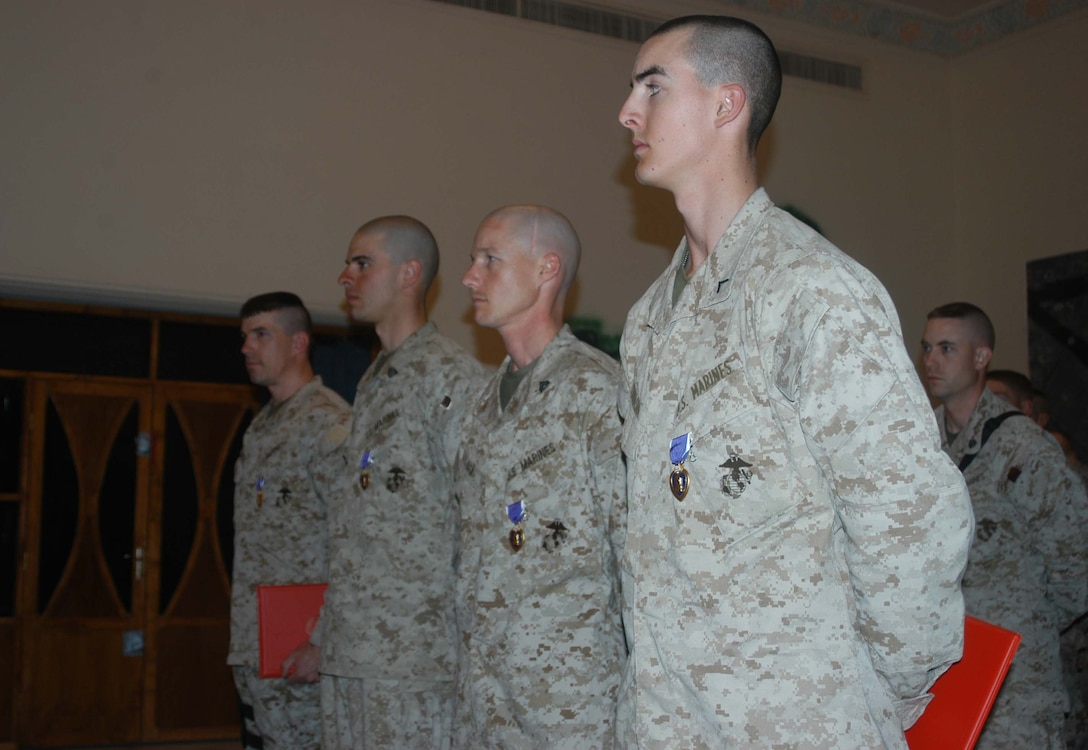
xmin=720 ymin=451 xmax=753 ymax=498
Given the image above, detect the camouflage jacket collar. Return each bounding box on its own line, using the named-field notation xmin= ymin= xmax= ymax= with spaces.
xmin=356 ymin=321 xmax=438 ymax=393
xmin=256 ymin=375 xmax=325 ymax=428
xmin=648 ymin=188 xmax=774 ymax=334
xmin=940 ymin=387 xmax=1024 ymax=464
xmin=475 ymin=325 xmax=575 ymax=425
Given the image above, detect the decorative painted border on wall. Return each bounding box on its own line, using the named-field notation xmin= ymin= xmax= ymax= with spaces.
xmin=431 ymin=0 xmax=1088 ymax=55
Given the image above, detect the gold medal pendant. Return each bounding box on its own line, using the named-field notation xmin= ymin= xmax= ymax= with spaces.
xmin=669 ymin=464 xmax=689 ymax=501
xmin=509 ymin=525 xmax=525 ymax=551
xmin=360 ymin=470 xmax=370 ymax=490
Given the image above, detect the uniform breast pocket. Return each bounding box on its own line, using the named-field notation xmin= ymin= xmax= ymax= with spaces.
xmin=680 ymin=402 xmax=802 ymax=548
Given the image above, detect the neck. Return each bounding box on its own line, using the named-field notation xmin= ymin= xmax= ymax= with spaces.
xmin=942 ymin=382 xmax=985 ymax=434
xmin=267 ymin=365 xmax=313 ymax=405
xmin=499 ymin=310 xmax=562 ymax=370
xmin=672 ymin=154 xmax=758 ymax=274
xmin=375 ymin=304 xmax=427 ymax=355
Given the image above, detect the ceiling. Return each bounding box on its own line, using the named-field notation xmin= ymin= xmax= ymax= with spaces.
xmin=432 ymin=0 xmax=1088 ymax=55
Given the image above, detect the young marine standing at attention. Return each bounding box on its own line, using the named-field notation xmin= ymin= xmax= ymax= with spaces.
xmin=289 ymin=217 xmax=485 ymax=749
xmin=614 ymin=16 xmax=973 ymax=747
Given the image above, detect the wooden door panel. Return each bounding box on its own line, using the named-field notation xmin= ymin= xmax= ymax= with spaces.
xmin=142 ymin=383 xmax=257 ymax=741
xmin=19 ymin=379 xmax=151 ymax=747
xmin=23 ymin=624 xmax=144 ymax=746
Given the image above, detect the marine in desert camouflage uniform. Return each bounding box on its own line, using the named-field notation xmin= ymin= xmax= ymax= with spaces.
xmin=228 ymin=292 xmax=350 ymax=750
xmin=454 ymin=206 xmax=626 ymax=748
xmin=986 ymin=370 xmax=1088 ymax=748
xmin=615 ymin=16 xmax=974 ymax=747
xmin=924 ymin=303 xmax=1088 ymax=749
xmin=312 ymin=216 xmax=485 ymax=749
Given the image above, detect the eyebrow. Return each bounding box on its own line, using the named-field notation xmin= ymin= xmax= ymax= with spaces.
xmin=633 ymin=64 xmax=667 ymax=85
xmin=347 ymin=253 xmax=371 ymax=264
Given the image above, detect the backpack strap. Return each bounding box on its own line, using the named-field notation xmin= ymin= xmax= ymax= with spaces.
xmin=957 ymin=411 xmax=1027 ymax=472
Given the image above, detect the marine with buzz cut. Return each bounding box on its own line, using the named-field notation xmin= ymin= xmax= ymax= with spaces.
xmin=453 ymin=205 xmax=626 ymax=748
xmin=923 ymin=301 xmax=1088 ymax=748
xmin=615 ymin=15 xmax=974 ymax=747
xmin=300 ymin=215 xmax=486 ymax=749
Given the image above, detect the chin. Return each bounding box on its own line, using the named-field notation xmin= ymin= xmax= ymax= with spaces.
xmin=635 ymin=166 xmax=666 ymax=190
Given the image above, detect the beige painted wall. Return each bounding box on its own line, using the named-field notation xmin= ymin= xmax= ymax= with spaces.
xmin=949 ymin=10 xmax=1088 ymax=372
xmin=1 ymin=0 xmax=1085 ymax=369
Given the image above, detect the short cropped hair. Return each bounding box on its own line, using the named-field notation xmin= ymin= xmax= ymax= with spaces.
xmin=483 ymin=205 xmax=582 ymax=293
xmin=240 ymin=291 xmax=313 ymax=336
xmin=355 ymin=215 xmax=440 ymax=291
xmin=926 ymin=302 xmax=995 ymax=350
xmin=650 ymin=15 xmax=782 ymax=155
xmin=986 ymin=369 xmax=1034 ymax=404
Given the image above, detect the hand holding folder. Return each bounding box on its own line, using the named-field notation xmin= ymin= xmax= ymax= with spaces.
xmin=904 ymin=616 xmax=1020 ymax=750
xmin=256 ymin=583 xmax=328 ymax=679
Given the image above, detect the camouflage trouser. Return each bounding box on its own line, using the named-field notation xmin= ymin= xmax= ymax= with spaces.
xmin=232 ymin=665 xmax=321 ymax=750
xmin=976 ymin=703 xmax=1065 ymax=750
xmin=1063 ymin=615 xmax=1088 ymax=750
xmin=321 ymin=674 xmax=453 ymax=750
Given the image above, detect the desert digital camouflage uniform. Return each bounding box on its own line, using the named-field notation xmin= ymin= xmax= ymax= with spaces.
xmin=1063 ymin=456 xmax=1088 ymax=749
xmin=936 ymin=387 xmax=1088 ymax=749
xmin=617 ymin=189 xmax=974 ymax=749
xmin=1064 ymin=608 xmax=1088 ymax=750
xmin=314 ymin=322 xmax=485 ymax=750
xmin=227 ymin=376 xmax=350 ymax=750
xmin=453 ymin=326 xmax=626 ymax=749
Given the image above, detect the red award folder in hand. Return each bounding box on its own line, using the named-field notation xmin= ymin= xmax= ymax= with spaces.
xmin=905 ymin=615 xmax=1021 ymax=750
xmin=256 ymin=583 xmax=327 ymax=678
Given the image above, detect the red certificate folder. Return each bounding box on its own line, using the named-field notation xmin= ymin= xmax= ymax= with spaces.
xmin=256 ymin=583 xmax=327 ymax=678
xmin=905 ymin=615 xmax=1021 ymax=750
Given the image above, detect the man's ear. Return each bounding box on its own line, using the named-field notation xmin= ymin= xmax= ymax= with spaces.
xmin=975 ymin=346 xmax=993 ymax=372
xmin=291 ymin=331 xmax=311 ymax=358
xmin=539 ymin=252 xmax=561 ymax=284
xmin=714 ymin=83 xmax=746 ymax=128
xmin=400 ymin=258 xmax=423 ymax=289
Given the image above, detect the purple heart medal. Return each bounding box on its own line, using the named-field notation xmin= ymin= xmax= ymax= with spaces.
xmin=507 ymin=499 xmax=526 ymax=551
xmin=359 ymin=450 xmax=373 ymax=490
xmin=669 ymin=432 xmax=692 ymax=501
